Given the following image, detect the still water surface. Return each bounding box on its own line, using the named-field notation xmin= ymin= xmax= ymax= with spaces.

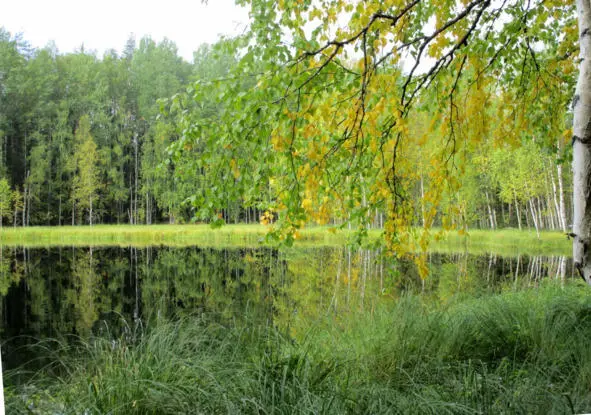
xmin=0 ymin=246 xmax=574 ymax=368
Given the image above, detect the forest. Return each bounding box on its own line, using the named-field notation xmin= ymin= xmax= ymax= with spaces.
xmin=0 ymin=21 xmax=573 ymax=235
xmin=5 ymin=0 xmax=591 ymax=413
xmin=0 ymin=29 xmax=199 ymax=226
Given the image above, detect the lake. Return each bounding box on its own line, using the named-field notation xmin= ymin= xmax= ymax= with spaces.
xmin=0 ymin=245 xmax=574 ymax=369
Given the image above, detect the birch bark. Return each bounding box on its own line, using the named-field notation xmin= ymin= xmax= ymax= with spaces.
xmin=573 ymin=0 xmax=591 ymax=283
xmin=558 ymin=163 xmax=567 ymax=231
xmin=555 ymin=137 xmax=568 ymax=231
xmin=550 ymin=167 xmax=563 ymax=230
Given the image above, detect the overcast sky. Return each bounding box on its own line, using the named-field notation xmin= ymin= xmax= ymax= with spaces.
xmin=1 ymin=0 xmax=250 ymax=61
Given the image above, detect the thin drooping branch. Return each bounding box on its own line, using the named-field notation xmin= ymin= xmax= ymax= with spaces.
xmin=296 ymin=0 xmax=422 ymax=62
xmin=400 ymin=0 xmax=491 ymax=109
xmin=290 ymin=0 xmax=499 ymax=193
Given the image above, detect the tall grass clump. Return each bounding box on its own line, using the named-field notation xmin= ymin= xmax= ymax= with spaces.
xmin=309 ymin=282 xmax=591 ymax=414
xmin=7 ymin=282 xmax=591 ymax=414
xmin=6 ymin=315 xmax=342 ymax=414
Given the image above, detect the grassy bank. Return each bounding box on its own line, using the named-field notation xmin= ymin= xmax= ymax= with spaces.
xmin=431 ymin=228 xmax=571 ymax=256
xmin=0 ymin=224 xmax=571 ymax=256
xmin=7 ymin=282 xmax=591 ymax=414
xmin=0 ymin=224 xmax=346 ymax=248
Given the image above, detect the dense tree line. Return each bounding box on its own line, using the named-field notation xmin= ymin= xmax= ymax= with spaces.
xmin=0 ymin=29 xmax=202 ymax=226
xmin=0 ymin=27 xmax=572 ymax=231
xmin=165 ymin=1 xmax=575 ymax=240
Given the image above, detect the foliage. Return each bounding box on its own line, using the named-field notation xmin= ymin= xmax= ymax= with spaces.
xmin=0 ymin=29 xmax=196 ymax=226
xmin=71 ymin=116 xmax=99 ymax=225
xmin=0 ymin=18 xmax=577 ymax=239
xmin=158 ymin=0 xmax=577 ymax=269
xmin=0 ymin=177 xmax=12 ymax=228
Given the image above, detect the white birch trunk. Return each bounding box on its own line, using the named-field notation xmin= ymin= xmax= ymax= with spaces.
xmin=22 ymin=174 xmax=28 ymax=227
xmin=557 ymin=162 xmax=568 ymax=232
xmin=514 ymin=190 xmax=522 ymax=230
xmin=550 ymin=167 xmax=563 ymax=230
xmin=485 ymin=191 xmax=495 ymax=229
xmin=529 ymin=199 xmax=540 ymax=238
xmin=549 ymin=195 xmax=557 ymax=229
xmin=573 ymin=0 xmax=591 ymax=283
xmin=536 ymin=197 xmax=544 ymax=230
xmin=493 ymin=208 xmax=498 ymax=229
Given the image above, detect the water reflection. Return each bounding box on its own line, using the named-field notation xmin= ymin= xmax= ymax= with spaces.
xmin=0 ymin=246 xmax=574 ymax=366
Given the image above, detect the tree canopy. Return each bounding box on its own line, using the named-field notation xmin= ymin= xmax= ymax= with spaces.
xmin=0 ymin=0 xmax=582 ymax=275
xmin=167 ymin=0 xmax=576 ymax=261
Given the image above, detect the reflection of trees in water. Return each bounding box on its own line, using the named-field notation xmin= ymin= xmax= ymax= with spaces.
xmin=406 ymin=252 xmax=573 ymax=300
xmin=70 ymin=248 xmax=102 ymax=335
xmin=0 ymin=247 xmax=23 ymax=296
xmin=0 ymin=247 xmax=576 ymax=349
xmin=141 ymin=247 xmax=284 ymax=320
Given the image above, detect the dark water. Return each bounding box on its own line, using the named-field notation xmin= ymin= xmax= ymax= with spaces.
xmin=0 ymin=246 xmax=574 ymax=368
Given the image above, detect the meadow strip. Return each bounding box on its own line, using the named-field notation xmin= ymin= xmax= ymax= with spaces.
xmin=0 ymin=225 xmax=570 ymax=256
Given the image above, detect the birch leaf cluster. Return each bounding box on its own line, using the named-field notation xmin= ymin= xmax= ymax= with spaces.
xmin=171 ymin=0 xmax=576 ymax=265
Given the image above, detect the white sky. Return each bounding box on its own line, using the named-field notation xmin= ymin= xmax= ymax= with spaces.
xmin=0 ymin=0 xmax=250 ymax=61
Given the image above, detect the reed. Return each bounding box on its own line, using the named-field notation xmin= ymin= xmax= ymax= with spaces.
xmin=6 ymin=282 xmax=591 ymax=414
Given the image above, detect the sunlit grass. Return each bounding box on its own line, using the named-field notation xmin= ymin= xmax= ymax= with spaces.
xmin=0 ymin=224 xmax=344 ymax=248
xmin=0 ymin=224 xmax=571 ymax=256
xmin=430 ymin=228 xmax=571 ymax=256
xmin=7 ymin=282 xmax=591 ymax=414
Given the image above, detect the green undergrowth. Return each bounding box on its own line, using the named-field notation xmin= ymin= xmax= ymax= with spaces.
xmin=0 ymin=224 xmax=570 ymax=256
xmin=6 ymin=282 xmax=591 ymax=414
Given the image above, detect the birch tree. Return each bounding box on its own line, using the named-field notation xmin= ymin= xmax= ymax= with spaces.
xmin=172 ymin=0 xmax=575 ymax=262
xmin=572 ymin=0 xmax=591 ymax=282
xmin=71 ymin=116 xmax=99 ymax=225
